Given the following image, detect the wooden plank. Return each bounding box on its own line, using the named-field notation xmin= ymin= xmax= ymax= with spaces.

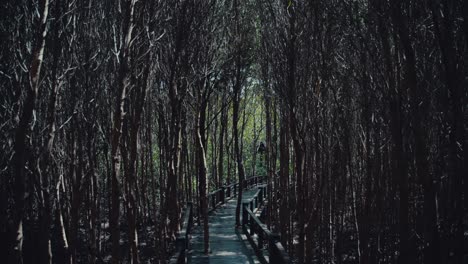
xmin=188 ymin=188 xmax=262 ymax=264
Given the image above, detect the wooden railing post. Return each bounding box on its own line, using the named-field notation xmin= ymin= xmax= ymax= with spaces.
xmin=242 ymin=202 xmax=249 ymax=226
xmin=249 ymin=200 xmax=254 ymax=235
xmin=259 ymin=188 xmax=263 ymax=205
xmin=258 ymin=226 xmax=264 ymax=249
xmin=250 ymin=214 xmax=255 ymax=236
xmin=211 ymin=193 xmax=216 ymax=209
xmin=188 ymin=202 xmax=193 ymax=239
xmin=269 ymin=234 xmax=281 ymax=264
xmin=176 ymin=237 xmax=186 ymax=263
xmin=221 ymin=187 xmax=225 ymax=204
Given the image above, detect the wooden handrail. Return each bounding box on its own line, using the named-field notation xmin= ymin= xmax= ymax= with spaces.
xmin=208 ymin=175 xmax=266 ymax=211
xmin=242 ymin=185 xmax=291 ymax=264
xmin=208 ymin=188 xmax=225 ymax=211
xmin=169 ymin=175 xmax=266 ymax=263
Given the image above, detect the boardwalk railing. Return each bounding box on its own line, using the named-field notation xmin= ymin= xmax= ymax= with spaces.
xmin=169 ymin=175 xmax=266 ymax=263
xmin=242 ymin=186 xmax=291 ymax=264
xmin=208 ymin=176 xmax=266 ymax=211
xmin=169 ymin=202 xmax=193 ymax=264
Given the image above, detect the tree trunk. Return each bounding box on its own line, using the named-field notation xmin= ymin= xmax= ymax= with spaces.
xmin=166 ymin=79 xmax=183 ymax=239
xmin=233 ymin=75 xmax=245 ymax=227
xmin=218 ymin=94 xmax=228 ymax=188
xmin=431 ymin=2 xmax=465 ymax=262
xmin=279 ymin=110 xmax=290 ymax=247
xmin=11 ymin=0 xmax=49 ymax=263
xmin=110 ymin=1 xmax=136 ymax=262
xmin=37 ymin=1 xmax=61 ymax=262
xmin=197 ymin=96 xmax=210 ymax=253
xmin=263 ymin=87 xmax=273 ymax=228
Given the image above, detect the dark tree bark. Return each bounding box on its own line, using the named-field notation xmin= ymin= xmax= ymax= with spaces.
xmin=196 ymin=93 xmax=210 ymax=253
xmin=430 ymin=2 xmax=466 ymax=262
xmin=233 ymin=64 xmax=246 ymax=227
xmin=110 ymin=1 xmax=137 ymax=263
xmin=37 ymin=1 xmax=62 ymax=262
xmin=218 ymin=94 xmax=228 ymax=188
xmin=279 ymin=110 xmax=290 ymax=247
xmin=11 ymin=1 xmax=50 ymax=263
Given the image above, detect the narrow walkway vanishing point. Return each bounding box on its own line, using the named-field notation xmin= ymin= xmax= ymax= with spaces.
xmin=169 ymin=176 xmax=290 ymax=264
xmin=188 ymin=187 xmax=262 ymax=264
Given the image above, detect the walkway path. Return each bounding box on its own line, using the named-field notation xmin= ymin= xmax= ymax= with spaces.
xmin=188 ymin=187 xmax=262 ymax=264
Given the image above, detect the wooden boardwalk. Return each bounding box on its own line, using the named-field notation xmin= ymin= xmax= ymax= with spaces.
xmin=188 ymin=187 xmax=262 ymax=264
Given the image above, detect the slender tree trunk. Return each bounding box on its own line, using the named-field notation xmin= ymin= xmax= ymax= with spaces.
xmin=279 ymin=110 xmax=290 ymax=246
xmin=431 ymin=2 xmax=465 ymax=262
xmin=211 ymin=109 xmax=218 ymax=188
xmin=87 ymin=135 xmax=99 ymax=264
xmin=125 ymin=22 xmax=153 ymax=261
xmin=11 ymin=1 xmax=49 ymax=263
xmin=264 ymin=87 xmax=273 ymax=228
xmin=233 ymin=76 xmax=245 ymax=227
xmin=218 ymin=95 xmax=228 ymax=188
xmin=388 ymin=65 xmax=410 ymax=264
xmin=37 ymin=1 xmax=61 ymax=262
xmin=166 ymin=80 xmax=183 ymax=239
xmin=70 ymin=123 xmax=85 ymax=264
xmin=156 ymin=100 xmax=169 ymax=259
xmin=197 ymin=96 xmax=210 ymax=253
xmin=392 ymin=3 xmax=440 ymax=263
xmin=110 ymin=1 xmax=136 ymax=262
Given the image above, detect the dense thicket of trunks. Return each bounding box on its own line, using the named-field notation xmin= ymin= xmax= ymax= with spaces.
xmin=0 ymin=0 xmax=466 ymax=263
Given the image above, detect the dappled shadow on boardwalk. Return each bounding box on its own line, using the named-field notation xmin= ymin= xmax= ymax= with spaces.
xmin=188 ymin=188 xmax=262 ymax=264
